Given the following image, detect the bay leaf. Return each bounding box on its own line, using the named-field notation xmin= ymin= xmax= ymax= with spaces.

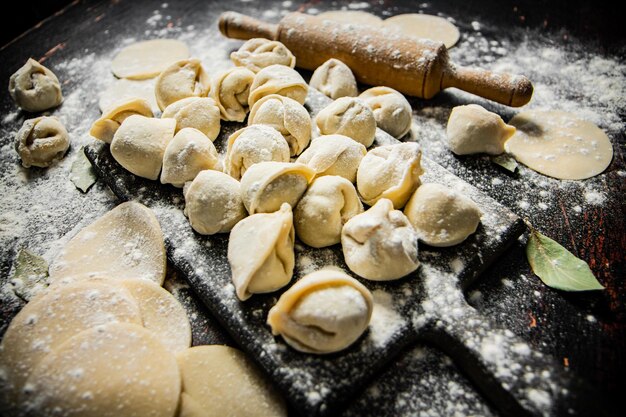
xmin=491 ymin=154 xmax=518 ymax=173
xmin=11 ymin=248 xmax=50 ymax=302
xmin=526 ymin=228 xmax=604 ymax=291
xmin=70 ymin=147 xmax=97 ymax=193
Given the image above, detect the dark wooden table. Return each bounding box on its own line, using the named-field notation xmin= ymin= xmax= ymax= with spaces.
xmin=1 ymin=1 xmax=624 ymax=416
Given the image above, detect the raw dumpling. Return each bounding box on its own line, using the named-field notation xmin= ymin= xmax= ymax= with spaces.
xmin=160 ymin=127 xmax=219 ymax=187
xmin=296 ymin=135 xmax=367 ymax=183
xmin=15 ymin=116 xmax=69 ymax=168
xmin=155 ymin=58 xmax=210 ymax=110
xmin=209 ymin=67 xmax=255 ymax=122
xmin=240 ymin=162 xmax=314 ymax=214
xmin=446 ymin=104 xmax=516 ymax=155
xmin=228 ymin=203 xmax=295 ymax=300
xmin=342 ymin=198 xmax=420 ymax=281
xmin=315 ymin=97 xmax=376 ymax=147
xmin=248 ymin=64 xmax=308 ymax=108
xmin=230 ymin=38 xmax=296 ymax=73
xmin=359 ymin=86 xmax=412 ymax=139
xmin=161 ymin=97 xmax=221 ymax=141
xmin=357 ymin=142 xmax=423 ymax=208
xmin=404 ymin=183 xmax=482 ymax=247
xmin=184 ymin=170 xmax=247 ymax=235
xmin=309 ymin=58 xmax=358 ymax=99
xmin=294 ymin=176 xmax=363 ymax=248
xmin=248 ymin=94 xmax=311 ymax=156
xmin=267 ymin=268 xmax=373 ymax=354
xmin=110 ymin=114 xmax=176 ymax=180
xmin=90 ymin=98 xmax=153 ymax=144
xmin=9 ymin=58 xmax=63 ymax=112
xmin=225 ymin=125 xmax=290 ymax=180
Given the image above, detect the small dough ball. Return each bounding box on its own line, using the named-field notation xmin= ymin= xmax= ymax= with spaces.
xmin=184 ymin=170 xmax=247 ymax=235
xmin=111 ymin=39 xmax=190 ymax=79
xmin=316 ymin=10 xmax=383 ymax=26
xmin=309 ymin=58 xmax=358 ymax=99
xmin=248 ymin=64 xmax=308 ymax=108
xmin=357 ymin=142 xmax=423 ymax=208
xmin=359 ymin=86 xmax=412 ymax=139
xmin=162 ymin=97 xmax=221 ymax=141
xmin=160 ymin=127 xmax=219 ymax=187
xmin=228 ymin=203 xmax=295 ymax=300
xmin=315 ymin=97 xmax=376 ymax=147
xmin=210 ymin=67 xmax=255 ymax=122
xmin=15 ymin=116 xmax=69 ymax=168
xmin=177 ymin=345 xmax=286 ymax=417
xmin=404 ymin=183 xmax=482 ymax=247
xmin=225 ymin=125 xmax=291 ymax=180
xmin=240 ymin=162 xmax=314 ymax=214
xmin=342 ymin=199 xmax=420 ymax=281
xmin=231 ymin=38 xmax=296 ymax=73
xmin=267 ymin=268 xmax=373 ymax=354
xmin=295 ymin=176 xmax=363 ymax=248
xmin=9 ymin=58 xmax=63 ymax=112
xmin=248 ymin=94 xmax=311 ymax=156
xmin=296 ymin=135 xmax=367 ymax=183
xmin=90 ymin=98 xmax=153 ymax=144
xmin=98 ymin=78 xmax=159 ymax=114
xmin=155 ymin=58 xmax=210 ymax=111
xmin=446 ymin=104 xmax=516 ymax=155
xmin=110 ymin=114 xmax=176 ymax=180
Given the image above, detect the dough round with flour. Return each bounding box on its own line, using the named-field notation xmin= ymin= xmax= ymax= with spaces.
xmin=9 ymin=58 xmax=63 ymax=112
xmin=342 ymin=199 xmax=420 ymax=281
xmin=446 ymin=104 xmax=516 ymax=155
xmin=309 ymin=58 xmax=358 ymax=99
xmin=111 ymin=39 xmax=190 ymax=79
xmin=21 ymin=323 xmax=180 ymax=417
xmin=176 ymin=345 xmax=287 ymax=417
xmin=162 ymin=97 xmax=221 ymax=140
xmin=316 ymin=97 xmax=376 ymax=147
xmin=210 ymin=67 xmax=255 ymax=122
xmin=155 ymin=58 xmax=211 ymax=111
xmin=359 ymin=86 xmax=412 ymax=139
xmin=225 ymin=125 xmax=290 ymax=180
xmin=15 ymin=116 xmax=69 ymax=168
xmin=296 ymin=135 xmax=367 ymax=183
xmin=267 ymin=268 xmax=373 ymax=354
xmin=90 ymin=98 xmax=153 ymax=144
xmin=184 ymin=169 xmax=247 ymax=235
xmin=248 ymin=64 xmax=308 ymax=108
xmin=404 ymin=183 xmax=482 ymax=247
xmin=161 ymin=127 xmax=219 ymax=188
xmin=383 ymin=14 xmax=460 ymax=49
xmin=317 ymin=10 xmax=383 ymax=26
xmin=231 ymin=38 xmax=296 ymax=73
xmin=99 ymin=78 xmax=159 ymax=114
xmin=505 ymin=109 xmax=613 ymax=180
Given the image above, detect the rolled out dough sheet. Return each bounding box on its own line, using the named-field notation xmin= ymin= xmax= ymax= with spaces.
xmin=99 ymin=78 xmax=159 ymax=113
xmin=111 ymin=39 xmax=189 ymax=79
xmin=382 ymin=14 xmax=460 ymax=49
xmin=316 ymin=10 xmax=383 ymax=26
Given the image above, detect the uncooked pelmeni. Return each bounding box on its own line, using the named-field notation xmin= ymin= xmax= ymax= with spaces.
xmin=155 ymin=58 xmax=211 ymax=111
xmin=9 ymin=58 xmax=63 ymax=112
xmin=342 ymin=198 xmax=420 ymax=281
xmin=294 ymin=176 xmax=363 ymax=248
xmin=296 ymin=135 xmax=367 ymax=183
xmin=90 ymin=98 xmax=153 ymax=144
xmin=446 ymin=104 xmax=516 ymax=155
xmin=160 ymin=127 xmax=219 ymax=187
xmin=225 ymin=125 xmax=290 ymax=180
xmin=111 ymin=39 xmax=190 ymax=79
xmin=248 ymin=64 xmax=308 ymax=108
xmin=317 ymin=10 xmax=383 ymax=26
xmin=248 ymin=94 xmax=311 ymax=156
xmin=21 ymin=323 xmax=181 ymax=417
xmin=315 ymin=97 xmax=376 ymax=147
xmin=210 ymin=67 xmax=255 ymax=122
xmin=382 ymin=14 xmax=461 ymax=49
xmin=240 ymin=162 xmax=314 ymax=214
xmin=505 ymin=109 xmax=614 ymax=180
xmin=161 ymin=97 xmax=221 ymax=140
xmin=184 ymin=170 xmax=247 ymax=235
xmin=404 ymin=183 xmax=482 ymax=247
xmin=267 ymin=268 xmax=373 ymax=354
xmin=228 ymin=203 xmax=295 ymax=300
xmin=15 ymin=116 xmax=69 ymax=168
xmin=230 ymin=38 xmax=296 ymax=73
xmin=110 ymin=114 xmax=176 ymax=180
xmin=98 ymin=78 xmax=159 ymax=114
xmin=176 ymin=345 xmax=287 ymax=417
xmin=357 ymin=142 xmax=423 ymax=208
xmin=359 ymin=86 xmax=412 ymax=139
xmin=309 ymin=58 xmax=358 ymax=99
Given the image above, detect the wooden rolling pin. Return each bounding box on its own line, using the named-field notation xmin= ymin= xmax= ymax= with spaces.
xmin=219 ymin=12 xmax=533 ymax=107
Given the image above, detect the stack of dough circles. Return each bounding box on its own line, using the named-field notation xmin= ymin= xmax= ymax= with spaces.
xmin=446 ymin=104 xmax=516 ymax=155
xmin=296 ymin=135 xmax=367 ymax=183
xmin=176 ymin=345 xmax=287 ymax=417
xmin=210 ymin=67 xmax=256 ymax=122
xmin=404 ymin=183 xmax=482 ymax=247
xmin=9 ymin=58 xmax=63 ymax=112
xmin=15 ymin=116 xmax=70 ymax=168
xmin=161 ymin=97 xmax=221 ymax=141
xmin=111 ymin=39 xmax=190 ymax=79
xmin=382 ymin=14 xmax=461 ymax=49
xmin=21 ymin=323 xmax=180 ymax=417
xmin=248 ymin=64 xmax=308 ymax=108
xmin=359 ymin=86 xmax=413 ymax=139
xmin=315 ymin=97 xmax=377 ymax=147
xmin=155 ymin=58 xmax=211 ymax=111
xmin=98 ymin=78 xmax=159 ymax=114
xmin=90 ymin=98 xmax=153 ymax=144
xmin=316 ymin=10 xmax=383 ymax=26
xmin=505 ymin=109 xmax=614 ymax=180
xmin=230 ymin=38 xmax=296 ymax=73
xmin=225 ymin=125 xmax=290 ymax=180
xmin=267 ymin=268 xmax=374 ymax=354
xmin=309 ymin=58 xmax=358 ymax=100
xmin=49 ymin=201 xmax=166 ymax=285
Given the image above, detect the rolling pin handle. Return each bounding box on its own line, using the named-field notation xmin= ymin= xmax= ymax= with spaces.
xmin=218 ymin=11 xmax=279 ymax=40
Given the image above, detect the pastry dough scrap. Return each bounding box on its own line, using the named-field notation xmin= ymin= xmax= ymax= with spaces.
xmin=111 ymin=39 xmax=190 ymax=79
xmin=162 ymin=97 xmax=221 ymax=141
xmin=359 ymin=86 xmax=412 ymax=139
xmin=309 ymin=58 xmax=358 ymax=100
xmin=160 ymin=127 xmax=219 ymax=188
xmin=248 ymin=64 xmax=308 ymax=108
xmin=210 ymin=67 xmax=256 ymax=122
xmin=316 ymin=97 xmax=376 ymax=147
xmin=9 ymin=58 xmax=63 ymax=112
xmin=446 ymin=104 xmax=516 ymax=155
xmin=296 ymin=134 xmax=367 ymax=183
xmin=155 ymin=58 xmax=210 ymax=111
xmin=231 ymin=38 xmax=296 ymax=73
xmin=15 ymin=116 xmax=69 ymax=168
xmin=90 ymin=98 xmax=153 ymax=144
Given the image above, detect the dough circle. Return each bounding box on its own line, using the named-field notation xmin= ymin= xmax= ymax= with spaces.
xmin=111 ymin=39 xmax=190 ymax=79
xmin=316 ymin=10 xmax=383 ymax=26
xmin=98 ymin=78 xmax=159 ymax=113
xmin=382 ymin=14 xmax=460 ymax=49
xmin=505 ymin=110 xmax=613 ymax=180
